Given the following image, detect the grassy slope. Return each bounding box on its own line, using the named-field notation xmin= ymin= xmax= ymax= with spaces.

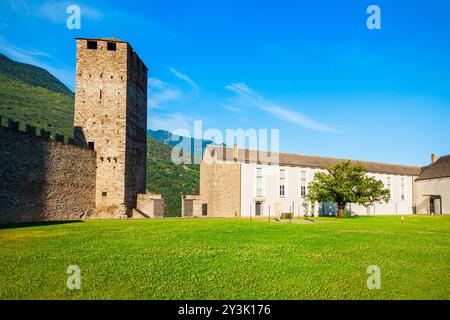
xmin=0 ymin=53 xmax=73 ymax=96
xmin=147 ymin=137 xmax=200 ymax=216
xmin=0 ymin=56 xmax=199 ymax=215
xmin=0 ymin=74 xmax=74 ymax=138
xmin=0 ymin=216 xmax=449 ymax=300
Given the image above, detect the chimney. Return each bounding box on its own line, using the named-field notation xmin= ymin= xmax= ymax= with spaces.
xmin=233 ymin=144 xmax=239 ymax=161
xmin=431 ymin=154 xmax=440 ymax=164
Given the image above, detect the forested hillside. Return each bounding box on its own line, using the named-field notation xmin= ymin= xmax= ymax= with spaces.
xmin=0 ymin=52 xmax=199 ymax=216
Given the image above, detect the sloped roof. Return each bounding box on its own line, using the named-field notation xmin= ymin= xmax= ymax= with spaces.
xmin=204 ymin=145 xmax=422 ymax=176
xmin=417 ymin=155 xmax=450 ymax=180
xmin=76 ymin=37 xmax=127 ymax=43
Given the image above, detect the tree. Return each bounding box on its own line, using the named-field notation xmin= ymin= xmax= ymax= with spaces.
xmin=305 ymin=161 xmax=390 ymax=218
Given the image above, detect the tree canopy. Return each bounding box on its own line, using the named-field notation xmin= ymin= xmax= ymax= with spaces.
xmin=306 ymin=161 xmax=390 ymax=217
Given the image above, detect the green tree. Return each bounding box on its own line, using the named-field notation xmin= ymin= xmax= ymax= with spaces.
xmin=306 ymin=161 xmax=390 ymax=218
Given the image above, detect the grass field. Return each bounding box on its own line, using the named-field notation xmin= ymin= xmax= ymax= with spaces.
xmin=0 ymin=215 xmax=449 ymax=300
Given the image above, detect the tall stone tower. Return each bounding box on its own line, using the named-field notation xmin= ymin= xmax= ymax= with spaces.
xmin=74 ymin=37 xmax=148 ymax=217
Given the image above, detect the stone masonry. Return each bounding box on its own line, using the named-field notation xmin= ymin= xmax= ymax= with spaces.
xmin=0 ymin=37 xmax=163 ymax=221
xmin=0 ymin=122 xmax=96 ymax=222
xmin=74 ymin=38 xmax=148 ymax=218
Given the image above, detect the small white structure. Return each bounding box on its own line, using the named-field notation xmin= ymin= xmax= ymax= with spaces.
xmin=132 ymin=193 xmax=164 ymax=218
xmin=414 ymin=154 xmax=450 ymax=215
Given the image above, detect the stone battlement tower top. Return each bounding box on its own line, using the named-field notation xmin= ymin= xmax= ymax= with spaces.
xmin=74 ymin=37 xmax=148 ymax=217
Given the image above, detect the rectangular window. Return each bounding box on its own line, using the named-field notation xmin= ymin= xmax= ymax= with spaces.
xmin=107 ymin=42 xmax=117 ymax=51
xmin=102 ymin=192 xmax=107 ymax=197
xmin=279 ymin=169 xmax=286 ymax=197
xmin=256 ymin=167 xmax=263 ymax=197
xmin=386 ymin=177 xmax=391 ymax=191
xmin=401 ymin=178 xmax=405 ymax=200
xmin=300 ymin=171 xmax=307 ymax=197
xmin=87 ymin=40 xmax=97 ymax=49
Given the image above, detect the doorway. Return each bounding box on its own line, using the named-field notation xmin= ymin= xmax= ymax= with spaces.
xmin=184 ymin=200 xmax=193 ymax=217
xmin=430 ymin=196 xmax=442 ymax=215
xmin=255 ymin=202 xmax=262 ymax=216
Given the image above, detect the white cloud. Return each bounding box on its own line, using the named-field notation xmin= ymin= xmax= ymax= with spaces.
xmin=223 ymin=104 xmax=242 ymax=113
xmin=0 ymin=36 xmax=74 ymax=89
xmin=169 ymin=67 xmax=199 ymax=93
xmin=148 ymin=77 xmax=182 ymax=109
xmin=7 ymin=0 xmax=29 ymax=11
xmin=148 ymin=78 xmax=167 ymax=89
xmin=38 ymin=1 xmax=103 ymax=23
xmin=7 ymin=0 xmax=102 ymax=22
xmin=225 ymin=83 xmax=335 ymax=133
xmin=148 ymin=113 xmax=194 ymax=133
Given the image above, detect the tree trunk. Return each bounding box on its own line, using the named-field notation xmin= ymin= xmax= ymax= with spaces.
xmin=338 ymin=201 xmax=346 ymax=218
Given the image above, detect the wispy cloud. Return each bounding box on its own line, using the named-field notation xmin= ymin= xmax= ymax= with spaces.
xmin=7 ymin=0 xmax=29 ymax=11
xmin=0 ymin=36 xmax=74 ymax=89
xmin=7 ymin=0 xmax=103 ymax=23
xmin=169 ymin=67 xmax=199 ymax=93
xmin=223 ymin=104 xmax=242 ymax=113
xmin=148 ymin=77 xmax=182 ymax=109
xmin=38 ymin=1 xmax=103 ymax=23
xmin=148 ymin=112 xmax=194 ymax=133
xmin=225 ymin=83 xmax=335 ymax=133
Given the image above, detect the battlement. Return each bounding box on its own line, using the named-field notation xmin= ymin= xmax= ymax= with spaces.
xmin=0 ymin=116 xmax=84 ymax=149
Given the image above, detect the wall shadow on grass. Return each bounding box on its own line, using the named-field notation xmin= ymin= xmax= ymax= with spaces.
xmin=0 ymin=220 xmax=84 ymax=230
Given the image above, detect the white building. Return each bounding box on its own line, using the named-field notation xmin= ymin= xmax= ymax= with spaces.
xmin=182 ymin=145 xmax=438 ymax=218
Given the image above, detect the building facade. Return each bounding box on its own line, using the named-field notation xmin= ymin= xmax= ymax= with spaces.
xmin=415 ymin=154 xmax=450 ymax=215
xmin=74 ymin=37 xmax=148 ymax=217
xmin=182 ymin=145 xmax=446 ymax=218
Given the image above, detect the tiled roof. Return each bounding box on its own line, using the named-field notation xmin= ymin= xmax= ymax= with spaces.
xmin=417 ymin=155 xmax=450 ymax=180
xmin=205 ymin=145 xmax=422 ymax=176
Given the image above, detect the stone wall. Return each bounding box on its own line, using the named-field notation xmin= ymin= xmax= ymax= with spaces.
xmin=74 ymin=38 xmax=148 ymax=217
xmin=199 ymin=160 xmax=241 ymax=217
xmin=125 ymin=44 xmax=148 ymax=209
xmin=133 ymin=193 xmax=164 ymax=218
xmin=415 ymin=177 xmax=450 ymax=214
xmin=0 ymin=124 xmax=96 ymax=222
xmin=181 ymin=195 xmax=202 ymax=218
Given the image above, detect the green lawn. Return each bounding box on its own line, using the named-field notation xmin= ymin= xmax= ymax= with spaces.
xmin=0 ymin=216 xmax=449 ymax=300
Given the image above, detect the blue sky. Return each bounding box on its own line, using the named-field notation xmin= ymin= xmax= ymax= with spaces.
xmin=1 ymin=0 xmax=449 ymax=166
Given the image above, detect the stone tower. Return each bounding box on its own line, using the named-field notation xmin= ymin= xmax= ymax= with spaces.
xmin=74 ymin=37 xmax=148 ymax=217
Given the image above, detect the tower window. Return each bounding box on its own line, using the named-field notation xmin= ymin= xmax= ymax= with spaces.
xmin=102 ymin=192 xmax=107 ymax=197
xmin=87 ymin=40 xmax=97 ymax=50
xmin=107 ymin=42 xmax=117 ymax=51
xmin=88 ymin=142 xmax=94 ymax=150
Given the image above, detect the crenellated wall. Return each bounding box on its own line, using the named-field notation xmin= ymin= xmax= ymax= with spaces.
xmin=0 ymin=118 xmax=97 ymax=221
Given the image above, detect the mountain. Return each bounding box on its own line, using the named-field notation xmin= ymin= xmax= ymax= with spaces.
xmin=0 ymin=52 xmax=198 ymax=216
xmin=0 ymin=53 xmax=73 ymax=96
xmin=148 ymin=129 xmax=216 ymax=161
xmin=146 ymin=136 xmax=199 ymax=216
xmin=0 ymin=53 xmax=75 ymax=138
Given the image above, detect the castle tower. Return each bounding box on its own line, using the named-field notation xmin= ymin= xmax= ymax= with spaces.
xmin=74 ymin=38 xmax=148 ymax=217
